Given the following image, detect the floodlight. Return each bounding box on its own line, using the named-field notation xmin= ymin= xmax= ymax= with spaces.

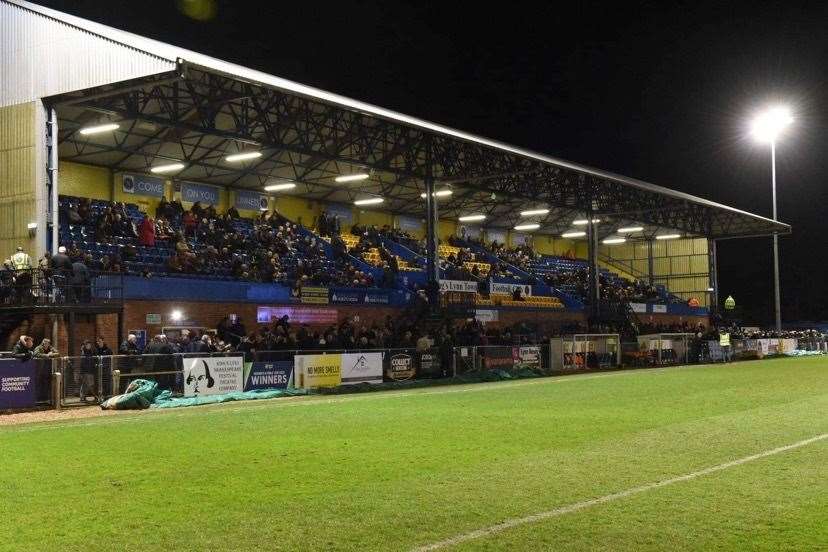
xmin=750 ymin=106 xmax=793 ymax=143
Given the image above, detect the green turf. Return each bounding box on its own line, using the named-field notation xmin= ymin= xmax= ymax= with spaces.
xmin=1 ymin=357 xmax=826 ymax=551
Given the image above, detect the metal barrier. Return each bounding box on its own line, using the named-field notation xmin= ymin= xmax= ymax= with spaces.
xmin=0 ymin=268 xmax=123 ymax=307
xmin=3 ymin=336 xmax=825 ymax=412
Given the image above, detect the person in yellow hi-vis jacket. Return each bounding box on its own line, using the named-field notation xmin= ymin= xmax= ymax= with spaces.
xmin=10 ymin=246 xmax=31 ymax=271
xmin=719 ymin=330 xmax=732 ymax=362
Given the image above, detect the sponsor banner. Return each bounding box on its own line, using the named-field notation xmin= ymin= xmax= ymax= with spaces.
xmin=651 ymin=304 xmax=667 ymax=313
xmin=439 ymin=280 xmax=478 ymax=293
xmin=418 ymin=352 xmax=442 ymax=377
xmin=341 ymin=353 xmax=383 ymax=385
xmin=244 ymin=361 xmax=293 ymax=390
xmin=398 ymin=215 xmax=422 ymax=232
xmin=512 ymin=233 xmax=531 ymax=246
xmin=301 ymin=286 xmax=329 ymax=305
xmin=325 ymin=203 xmax=353 ymax=223
xmin=183 ymin=356 xmax=243 ymax=397
xmin=257 ymin=306 xmax=338 ymax=325
xmin=474 ymin=309 xmax=498 ymax=323
xmin=145 ymin=313 xmax=161 ymax=324
xmin=482 ymin=347 xmax=514 ymax=370
xmin=122 ymin=173 xmax=164 ymax=197
xmin=364 ymin=291 xmax=390 ymax=305
xmin=295 ymin=354 xmax=342 ymax=388
xmin=513 ymin=346 xmax=541 ymax=370
xmin=387 ymin=353 xmax=415 ymax=381
xmin=487 ymin=229 xmax=507 ymax=244
xmin=181 ymin=181 xmax=221 ymax=205
xmin=490 ymin=282 xmax=532 ymax=297
xmin=779 ymin=338 xmax=797 ymax=353
xmin=0 ymin=360 xmax=37 ymax=409
xmin=330 ymin=290 xmax=362 ymax=304
xmin=235 ymin=190 xmax=269 ymax=212
xmin=629 ymin=302 xmax=647 ymax=313
xmin=458 ymin=225 xmax=481 ymax=239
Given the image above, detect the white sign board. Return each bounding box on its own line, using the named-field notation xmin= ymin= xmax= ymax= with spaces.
xmin=183 ymin=356 xmax=244 ymax=397
xmin=439 ymin=280 xmax=479 ymax=293
xmin=629 ymin=303 xmax=647 ymax=313
xmin=490 ymin=282 xmax=532 ymax=297
xmin=474 ymin=309 xmax=499 ymax=323
xmin=652 ymin=304 xmax=667 ymax=313
xmin=340 ymin=352 xmax=383 ymax=385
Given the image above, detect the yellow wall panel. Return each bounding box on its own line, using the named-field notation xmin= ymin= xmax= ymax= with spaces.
xmin=356 ymin=208 xmax=392 ymax=228
xmin=274 ymin=195 xmax=321 ymax=228
xmin=0 ymin=102 xmax=39 ymax=261
xmin=59 ymin=161 xmax=111 ymax=200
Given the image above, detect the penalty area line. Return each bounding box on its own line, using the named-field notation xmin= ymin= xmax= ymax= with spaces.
xmin=412 ymin=432 xmax=828 ymax=551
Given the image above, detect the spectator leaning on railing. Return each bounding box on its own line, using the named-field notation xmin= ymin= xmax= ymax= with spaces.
xmin=33 ymin=338 xmax=59 ymax=359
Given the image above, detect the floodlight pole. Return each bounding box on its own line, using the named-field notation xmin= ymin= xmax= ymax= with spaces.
xmin=770 ymin=141 xmax=782 ymax=332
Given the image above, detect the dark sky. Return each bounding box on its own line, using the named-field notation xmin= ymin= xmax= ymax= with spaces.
xmin=38 ymin=0 xmax=828 ymax=324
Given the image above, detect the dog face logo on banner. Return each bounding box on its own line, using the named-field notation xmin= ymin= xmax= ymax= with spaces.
xmin=123 ymin=175 xmax=135 ymax=193
xmin=185 ymin=360 xmax=215 ymax=395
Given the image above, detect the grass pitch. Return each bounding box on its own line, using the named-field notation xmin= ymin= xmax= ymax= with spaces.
xmin=1 ymin=357 xmax=826 ymax=551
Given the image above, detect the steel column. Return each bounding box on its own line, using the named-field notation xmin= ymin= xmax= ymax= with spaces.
xmin=770 ymin=141 xmax=782 ymax=331
xmin=708 ymin=239 xmax=719 ymax=312
xmin=587 ymin=217 xmax=600 ymax=320
xmin=47 ymin=108 xmax=59 ymax=255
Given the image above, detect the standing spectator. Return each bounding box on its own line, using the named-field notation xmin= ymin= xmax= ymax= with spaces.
xmin=78 ymin=340 xmax=100 ymax=403
xmin=11 ymin=246 xmax=31 ymax=271
xmin=138 ymin=214 xmax=156 ymax=247
xmin=95 ymin=336 xmax=113 ymax=356
xmin=70 ymin=255 xmax=91 ymax=303
xmin=119 ymin=333 xmax=142 ymax=355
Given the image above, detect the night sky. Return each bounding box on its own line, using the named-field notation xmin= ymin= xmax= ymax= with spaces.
xmin=37 ymin=0 xmax=828 ymax=324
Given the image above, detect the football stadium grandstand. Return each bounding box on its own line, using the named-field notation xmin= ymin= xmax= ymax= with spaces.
xmin=0 ymin=0 xmax=805 ymax=372
xmin=2 ymin=2 xmax=827 ymax=551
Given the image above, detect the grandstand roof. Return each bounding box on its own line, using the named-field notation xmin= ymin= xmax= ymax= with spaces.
xmin=14 ymin=0 xmax=790 ymax=240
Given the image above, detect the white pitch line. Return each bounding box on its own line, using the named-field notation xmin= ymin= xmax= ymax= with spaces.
xmin=412 ymin=432 xmax=828 ymax=551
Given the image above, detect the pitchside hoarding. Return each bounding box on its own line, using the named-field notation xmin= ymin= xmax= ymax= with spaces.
xmin=0 ymin=360 xmax=37 ymax=409
xmin=182 ymin=356 xmax=244 ymax=397
xmin=244 ymin=361 xmax=293 ymax=391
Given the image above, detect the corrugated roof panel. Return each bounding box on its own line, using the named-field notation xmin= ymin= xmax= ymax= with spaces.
xmin=0 ymin=0 xmax=175 ymax=107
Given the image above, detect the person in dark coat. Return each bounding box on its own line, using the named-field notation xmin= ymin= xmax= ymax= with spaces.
xmin=71 ymin=257 xmax=91 ymax=303
xmin=119 ymin=333 xmax=141 ymax=355
xmin=94 ymin=337 xmax=113 ymax=356
xmin=51 ymin=246 xmax=73 ymax=300
xmin=12 ymin=335 xmax=34 ymax=361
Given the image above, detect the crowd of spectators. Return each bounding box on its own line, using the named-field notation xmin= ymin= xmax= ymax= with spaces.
xmin=57 ymin=197 xmax=397 ymax=291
